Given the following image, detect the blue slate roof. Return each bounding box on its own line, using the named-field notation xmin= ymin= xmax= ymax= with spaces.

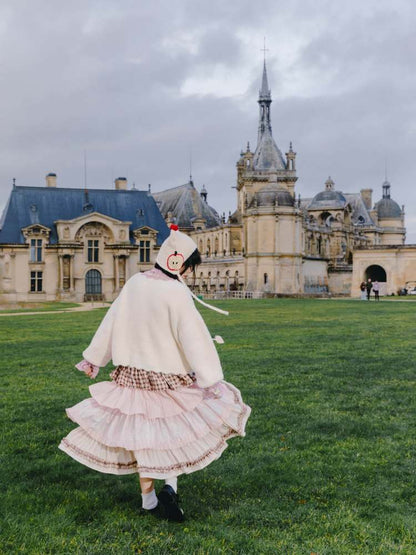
xmin=0 ymin=186 xmax=169 ymax=245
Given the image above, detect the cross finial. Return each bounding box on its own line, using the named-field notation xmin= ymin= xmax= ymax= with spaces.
xmin=261 ymin=37 xmax=269 ymax=63
xmin=12 ymin=177 xmax=16 ymax=187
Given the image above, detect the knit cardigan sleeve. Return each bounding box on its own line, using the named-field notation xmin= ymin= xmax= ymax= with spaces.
xmin=82 ymin=295 xmax=120 ymax=368
xmin=175 ymin=288 xmax=224 ymax=388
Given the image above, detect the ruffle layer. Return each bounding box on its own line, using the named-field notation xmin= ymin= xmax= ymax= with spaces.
xmin=89 ymin=381 xmax=203 ymax=418
xmin=61 ymin=381 xmax=251 ymax=478
xmin=66 ymin=382 xmax=242 ymax=450
xmin=59 ymin=413 xmax=248 ymax=478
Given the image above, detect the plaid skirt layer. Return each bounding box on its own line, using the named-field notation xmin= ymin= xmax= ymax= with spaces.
xmin=59 ymin=366 xmax=250 ymax=479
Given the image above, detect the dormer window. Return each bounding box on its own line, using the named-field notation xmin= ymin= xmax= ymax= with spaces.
xmin=133 ymin=226 xmax=158 ymax=265
xmin=30 ymin=239 xmax=42 ymax=262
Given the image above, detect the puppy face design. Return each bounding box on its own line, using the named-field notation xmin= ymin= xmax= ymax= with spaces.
xmin=167 ymin=251 xmax=184 ymax=272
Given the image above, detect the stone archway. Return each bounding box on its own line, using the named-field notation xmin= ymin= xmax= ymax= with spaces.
xmin=365 ymin=264 xmax=387 ymax=282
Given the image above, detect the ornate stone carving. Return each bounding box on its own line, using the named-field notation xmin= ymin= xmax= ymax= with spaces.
xmin=75 ymin=222 xmax=112 ymax=242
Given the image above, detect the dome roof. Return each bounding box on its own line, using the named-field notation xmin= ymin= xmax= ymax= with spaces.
xmin=375 ymin=198 xmax=402 ymax=218
xmin=308 ymin=190 xmax=347 ymax=210
xmin=374 ymin=181 xmax=402 ymax=219
xmin=249 ymin=185 xmax=294 ymax=208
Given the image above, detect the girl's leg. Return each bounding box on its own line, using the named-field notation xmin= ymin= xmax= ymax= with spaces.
xmin=140 ymin=477 xmax=158 ymax=510
xmin=140 ymin=477 xmax=154 ymax=494
xmin=164 ymin=476 xmax=177 ymax=493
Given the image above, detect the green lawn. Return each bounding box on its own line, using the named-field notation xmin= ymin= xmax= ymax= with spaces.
xmin=1 ymin=300 xmax=415 ymax=554
xmin=0 ymin=301 xmax=81 ymax=314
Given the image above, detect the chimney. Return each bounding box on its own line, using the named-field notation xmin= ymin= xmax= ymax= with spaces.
xmin=115 ymin=177 xmax=127 ymax=190
xmin=45 ymin=172 xmax=57 ymax=187
xmin=360 ymin=188 xmax=373 ymax=209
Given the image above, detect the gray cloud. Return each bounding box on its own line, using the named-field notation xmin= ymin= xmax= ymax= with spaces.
xmin=1 ymin=0 xmax=416 ymax=240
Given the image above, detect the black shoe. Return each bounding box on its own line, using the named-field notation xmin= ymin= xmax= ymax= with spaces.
xmin=139 ymin=504 xmax=162 ymax=519
xmin=157 ymin=485 xmax=185 ymax=523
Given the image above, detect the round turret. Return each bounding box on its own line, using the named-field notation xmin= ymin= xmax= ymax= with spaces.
xmin=249 ymin=184 xmax=294 ymax=208
xmin=374 ymin=181 xmax=402 ymax=218
xmin=308 ymin=177 xmax=347 ymax=210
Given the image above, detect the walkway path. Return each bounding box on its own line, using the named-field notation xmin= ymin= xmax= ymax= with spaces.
xmin=0 ymin=303 xmax=111 ymax=317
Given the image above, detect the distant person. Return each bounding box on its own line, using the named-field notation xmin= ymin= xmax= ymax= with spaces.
xmin=373 ymin=280 xmax=380 ymax=301
xmin=360 ymin=281 xmax=366 ymax=300
xmin=366 ymin=279 xmax=372 ymax=300
xmin=59 ymin=225 xmax=250 ymax=522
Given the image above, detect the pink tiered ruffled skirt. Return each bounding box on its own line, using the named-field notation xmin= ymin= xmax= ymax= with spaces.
xmin=59 ymin=366 xmax=251 ymax=478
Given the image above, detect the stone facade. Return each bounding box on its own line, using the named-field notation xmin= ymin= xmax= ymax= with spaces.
xmin=0 ymin=183 xmax=168 ymax=304
xmin=0 ymin=62 xmax=410 ymax=302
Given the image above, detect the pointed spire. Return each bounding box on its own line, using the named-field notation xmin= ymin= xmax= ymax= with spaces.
xmin=253 ymin=59 xmax=286 ymax=171
xmin=259 ymin=60 xmax=271 ymax=101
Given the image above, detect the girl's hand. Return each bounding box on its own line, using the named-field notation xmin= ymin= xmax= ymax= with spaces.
xmin=75 ymin=360 xmax=99 ymax=379
xmin=204 ymin=382 xmax=223 ymax=399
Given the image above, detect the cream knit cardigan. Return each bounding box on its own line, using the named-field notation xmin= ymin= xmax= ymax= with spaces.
xmin=83 ymin=272 xmax=224 ymax=388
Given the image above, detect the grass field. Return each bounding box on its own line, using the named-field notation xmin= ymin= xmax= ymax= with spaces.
xmin=1 ymin=299 xmax=415 ymax=554
xmin=0 ymin=301 xmax=81 ymax=314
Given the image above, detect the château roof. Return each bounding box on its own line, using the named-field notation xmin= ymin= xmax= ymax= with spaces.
xmin=252 ymin=61 xmax=286 ymax=171
xmin=249 ymin=184 xmax=294 ymax=208
xmin=374 ymin=181 xmax=402 ymax=218
xmin=0 ymin=186 xmax=169 ymax=245
xmin=375 ymin=197 xmax=402 ymax=218
xmin=252 ymin=133 xmax=286 ymax=171
xmin=152 ymin=182 xmax=221 ymax=230
xmin=308 ymin=190 xmax=348 ymax=210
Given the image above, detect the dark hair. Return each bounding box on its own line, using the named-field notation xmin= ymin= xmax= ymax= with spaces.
xmin=181 ymin=248 xmax=202 ymax=274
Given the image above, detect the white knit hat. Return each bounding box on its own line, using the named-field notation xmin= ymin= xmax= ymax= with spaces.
xmin=156 ymin=224 xmax=198 ymax=275
xmin=156 ymin=224 xmax=228 ymax=316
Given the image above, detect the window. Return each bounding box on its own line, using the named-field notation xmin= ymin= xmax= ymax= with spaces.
xmin=30 ymin=239 xmax=42 ymax=262
xmin=139 ymin=240 xmax=150 ymax=263
xmin=30 ymin=271 xmax=43 ymax=292
xmin=87 ymin=239 xmax=99 ymax=263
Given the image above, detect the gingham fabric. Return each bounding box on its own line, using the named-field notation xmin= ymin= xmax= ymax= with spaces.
xmin=110 ymin=366 xmax=195 ymax=391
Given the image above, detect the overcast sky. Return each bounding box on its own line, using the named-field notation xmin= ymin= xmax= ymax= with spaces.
xmin=1 ymin=0 xmax=416 ymax=240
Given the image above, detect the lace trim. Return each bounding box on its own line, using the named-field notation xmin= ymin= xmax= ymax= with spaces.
xmin=62 ymin=432 xmax=228 ymax=474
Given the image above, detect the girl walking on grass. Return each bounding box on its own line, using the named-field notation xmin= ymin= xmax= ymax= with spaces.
xmin=59 ymin=225 xmax=251 ymax=522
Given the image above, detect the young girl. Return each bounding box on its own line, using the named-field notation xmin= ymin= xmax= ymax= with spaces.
xmin=59 ymin=225 xmax=251 ymax=522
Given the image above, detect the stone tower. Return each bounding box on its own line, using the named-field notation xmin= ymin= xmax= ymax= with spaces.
xmin=236 ymin=61 xmax=303 ymax=294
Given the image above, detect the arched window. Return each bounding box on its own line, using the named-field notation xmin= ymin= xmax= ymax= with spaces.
xmin=365 ymin=265 xmax=387 ymax=282
xmin=320 ymin=211 xmax=332 ymax=226
xmin=85 ymin=269 xmax=102 ymax=295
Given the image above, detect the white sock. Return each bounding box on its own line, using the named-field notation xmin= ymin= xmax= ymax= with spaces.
xmin=164 ymin=477 xmax=177 ymax=493
xmin=141 ymin=489 xmax=158 ymax=510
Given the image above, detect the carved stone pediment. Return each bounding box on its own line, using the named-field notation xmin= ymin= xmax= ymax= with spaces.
xmin=55 ymin=212 xmax=131 ymax=243
xmin=22 ymin=224 xmax=51 ymax=241
xmin=132 ymin=226 xmax=158 ymax=242
xmin=75 ymin=222 xmax=113 ymax=242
